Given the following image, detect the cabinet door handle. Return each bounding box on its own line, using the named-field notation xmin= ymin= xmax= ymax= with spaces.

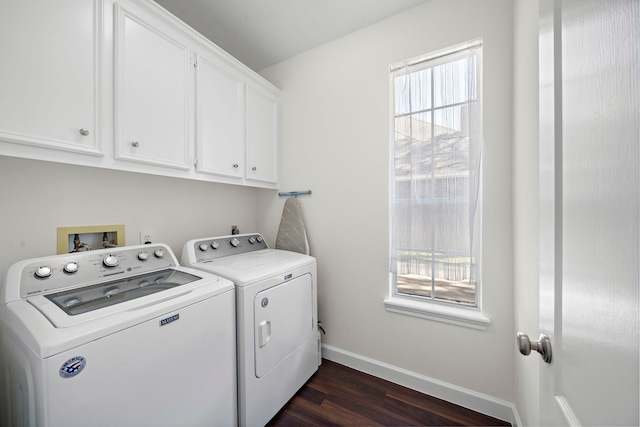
xmin=131 ymin=141 xmax=140 ymax=148
xmin=252 ymin=166 xmax=257 ymax=171
xmin=79 ymin=128 xmax=89 ymax=136
xmin=233 ymin=163 xmax=239 ymax=168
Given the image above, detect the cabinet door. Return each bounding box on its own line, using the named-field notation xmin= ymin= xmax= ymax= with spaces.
xmin=195 ymin=55 xmax=244 ymax=178
xmin=0 ymin=0 xmax=101 ymax=155
xmin=245 ymin=85 xmax=278 ymax=184
xmin=114 ymin=2 xmax=191 ymax=170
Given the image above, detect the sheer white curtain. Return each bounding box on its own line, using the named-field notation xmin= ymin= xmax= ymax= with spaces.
xmin=390 ymin=41 xmax=482 ymax=305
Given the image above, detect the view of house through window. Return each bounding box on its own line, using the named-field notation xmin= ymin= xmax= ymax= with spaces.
xmin=390 ymin=41 xmax=482 ymax=306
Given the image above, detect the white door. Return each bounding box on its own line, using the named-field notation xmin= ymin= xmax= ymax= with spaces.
xmin=253 ymin=274 xmax=314 ymax=378
xmin=537 ymin=0 xmax=639 ymax=425
xmin=245 ymin=84 xmax=279 ymax=184
xmin=195 ymin=54 xmax=244 ymax=179
xmin=114 ymin=1 xmax=191 ymax=170
xmin=0 ymin=0 xmax=101 ymax=155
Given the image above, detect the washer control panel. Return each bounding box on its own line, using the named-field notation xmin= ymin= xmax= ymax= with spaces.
xmin=192 ymin=233 xmax=268 ymax=262
xmin=17 ymin=244 xmax=178 ymax=298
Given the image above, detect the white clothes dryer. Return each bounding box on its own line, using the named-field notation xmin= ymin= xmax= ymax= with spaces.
xmin=182 ymin=233 xmax=320 ymax=427
xmin=0 ymin=244 xmax=236 ymax=427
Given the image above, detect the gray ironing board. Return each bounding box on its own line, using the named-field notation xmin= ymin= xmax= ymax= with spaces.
xmin=275 ymin=197 xmax=309 ymax=255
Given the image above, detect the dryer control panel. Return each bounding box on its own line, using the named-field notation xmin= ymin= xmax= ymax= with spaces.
xmin=11 ymin=244 xmax=179 ymax=299
xmin=188 ymin=234 xmax=269 ymax=262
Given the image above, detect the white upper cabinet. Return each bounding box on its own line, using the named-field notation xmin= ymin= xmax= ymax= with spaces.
xmin=0 ymin=0 xmax=102 ymax=155
xmin=195 ymin=53 xmax=244 ymax=179
xmin=246 ymin=84 xmax=279 ymax=184
xmin=114 ymin=1 xmax=191 ymax=170
xmin=0 ymin=0 xmax=279 ymax=188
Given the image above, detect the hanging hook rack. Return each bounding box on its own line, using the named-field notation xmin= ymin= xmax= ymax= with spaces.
xmin=277 ymin=190 xmax=312 ymax=198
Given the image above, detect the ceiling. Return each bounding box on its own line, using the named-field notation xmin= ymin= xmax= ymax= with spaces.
xmin=153 ymin=0 xmax=429 ymax=71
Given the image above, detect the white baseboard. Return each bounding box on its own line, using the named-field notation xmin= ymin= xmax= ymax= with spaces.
xmin=321 ymin=344 xmax=521 ymax=427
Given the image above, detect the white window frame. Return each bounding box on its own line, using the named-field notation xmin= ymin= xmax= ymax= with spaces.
xmin=384 ymin=40 xmax=490 ymax=330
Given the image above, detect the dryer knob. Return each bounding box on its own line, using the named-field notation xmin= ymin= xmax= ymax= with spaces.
xmin=211 ymin=241 xmax=220 ymax=249
xmin=199 ymin=244 xmax=208 ymax=251
xmin=230 ymin=238 xmax=240 ymax=248
xmin=138 ymin=251 xmax=149 ymax=261
xmin=154 ymin=248 xmax=165 ymax=258
xmin=249 ymin=237 xmax=256 ymax=244
xmin=103 ymin=254 xmax=120 ymax=267
xmin=256 ymin=236 xmax=264 ymax=243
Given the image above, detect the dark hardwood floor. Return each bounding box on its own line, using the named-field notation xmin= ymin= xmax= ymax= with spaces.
xmin=267 ymin=360 xmax=511 ymax=427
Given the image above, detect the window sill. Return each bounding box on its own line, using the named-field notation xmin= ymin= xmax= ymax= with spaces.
xmin=383 ymin=297 xmax=490 ymax=330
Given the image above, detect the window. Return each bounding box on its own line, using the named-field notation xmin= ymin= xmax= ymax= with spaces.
xmin=388 ymin=41 xmax=483 ymax=317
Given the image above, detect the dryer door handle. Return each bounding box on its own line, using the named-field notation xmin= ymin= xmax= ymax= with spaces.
xmin=258 ymin=320 xmax=271 ymax=348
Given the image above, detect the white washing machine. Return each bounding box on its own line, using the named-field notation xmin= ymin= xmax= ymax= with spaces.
xmin=0 ymin=244 xmax=236 ymax=427
xmin=182 ymin=233 xmax=320 ymax=427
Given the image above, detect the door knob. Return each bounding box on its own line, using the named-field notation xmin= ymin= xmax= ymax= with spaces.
xmin=517 ymin=332 xmax=552 ymax=363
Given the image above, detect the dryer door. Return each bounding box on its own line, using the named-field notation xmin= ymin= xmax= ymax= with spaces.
xmin=254 ymin=273 xmax=313 ymax=378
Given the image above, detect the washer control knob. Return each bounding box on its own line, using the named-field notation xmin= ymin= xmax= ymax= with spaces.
xmin=138 ymin=251 xmax=149 ymax=261
xmin=199 ymin=244 xmax=208 ymax=251
xmin=230 ymin=238 xmax=240 ymax=248
xmin=256 ymin=236 xmax=263 ymax=243
xmin=63 ymin=262 xmax=79 ymax=274
xmin=249 ymin=237 xmax=256 ymax=244
xmin=35 ymin=266 xmax=52 ymax=278
xmin=103 ymin=254 xmax=119 ymax=267
xmin=211 ymin=241 xmax=220 ymax=249
xmin=154 ymin=248 xmax=165 ymax=258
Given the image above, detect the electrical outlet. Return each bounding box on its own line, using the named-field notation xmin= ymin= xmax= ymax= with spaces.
xmin=139 ymin=232 xmax=152 ymax=244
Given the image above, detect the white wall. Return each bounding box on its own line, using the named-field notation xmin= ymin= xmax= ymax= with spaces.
xmin=513 ymin=1 xmax=540 ymax=425
xmin=0 ymin=156 xmax=260 ymax=279
xmin=258 ymin=0 xmax=515 ymax=403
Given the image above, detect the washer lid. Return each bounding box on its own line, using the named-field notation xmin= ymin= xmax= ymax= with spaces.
xmin=24 ymin=267 xmax=231 ymax=330
xmin=44 ymin=269 xmax=200 ymax=316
